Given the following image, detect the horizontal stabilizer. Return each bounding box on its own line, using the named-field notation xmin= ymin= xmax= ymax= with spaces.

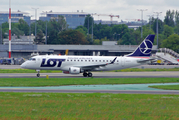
xmin=137 ymin=58 xmax=156 ymax=63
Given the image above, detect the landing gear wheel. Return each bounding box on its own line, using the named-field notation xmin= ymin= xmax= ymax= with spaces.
xmin=88 ymin=73 xmax=93 ymax=77
xmin=37 ymin=73 xmax=40 ymax=77
xmin=83 ymin=72 xmax=88 ymax=77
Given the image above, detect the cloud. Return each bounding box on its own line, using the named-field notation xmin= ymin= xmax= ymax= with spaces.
xmin=0 ymin=0 xmax=178 ymax=21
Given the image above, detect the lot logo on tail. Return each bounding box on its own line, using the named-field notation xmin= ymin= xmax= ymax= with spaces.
xmin=139 ymin=39 xmax=153 ymax=55
xmin=127 ymin=35 xmax=155 ymax=57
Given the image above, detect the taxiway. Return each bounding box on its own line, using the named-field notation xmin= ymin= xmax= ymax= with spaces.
xmin=0 ymin=71 xmax=179 ymax=78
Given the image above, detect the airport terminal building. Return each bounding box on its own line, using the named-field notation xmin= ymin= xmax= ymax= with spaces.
xmin=39 ymin=11 xmax=89 ymax=29
xmin=0 ymin=11 xmax=30 ymax=25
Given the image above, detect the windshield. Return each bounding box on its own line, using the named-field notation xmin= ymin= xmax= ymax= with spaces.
xmin=29 ymin=58 xmax=36 ymax=61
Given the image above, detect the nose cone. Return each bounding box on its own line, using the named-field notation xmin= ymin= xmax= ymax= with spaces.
xmin=20 ymin=62 xmax=26 ymax=68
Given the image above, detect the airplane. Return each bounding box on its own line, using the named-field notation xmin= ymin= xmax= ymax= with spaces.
xmin=21 ymin=34 xmax=155 ymax=77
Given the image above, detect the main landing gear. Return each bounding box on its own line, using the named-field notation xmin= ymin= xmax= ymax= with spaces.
xmin=36 ymin=70 xmax=40 ymax=77
xmin=83 ymin=71 xmax=93 ymax=77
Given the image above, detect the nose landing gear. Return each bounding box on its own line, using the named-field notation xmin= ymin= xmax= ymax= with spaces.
xmin=36 ymin=70 xmax=40 ymax=77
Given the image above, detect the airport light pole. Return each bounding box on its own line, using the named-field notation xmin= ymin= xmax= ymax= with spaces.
xmin=147 ymin=15 xmax=154 ymax=30
xmin=117 ymin=34 xmax=120 ymax=41
xmin=29 ymin=15 xmax=33 ymax=38
xmin=113 ymin=33 xmax=116 ymax=40
xmin=88 ymin=15 xmax=89 ymax=35
xmin=137 ymin=9 xmax=147 ymax=39
xmin=91 ymin=15 xmax=93 ymax=42
xmin=91 ymin=13 xmax=96 ymax=43
xmin=32 ymin=8 xmax=39 ymax=37
xmin=42 ymin=11 xmax=48 ymax=44
xmin=154 ymin=12 xmax=162 ymax=49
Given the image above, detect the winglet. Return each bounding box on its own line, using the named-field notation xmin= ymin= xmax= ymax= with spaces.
xmin=127 ymin=35 xmax=155 ymax=57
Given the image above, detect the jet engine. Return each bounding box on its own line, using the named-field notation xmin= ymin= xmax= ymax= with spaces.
xmin=69 ymin=67 xmax=81 ymax=74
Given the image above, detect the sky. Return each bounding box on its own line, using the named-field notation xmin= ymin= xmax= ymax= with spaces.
xmin=0 ymin=0 xmax=179 ymax=22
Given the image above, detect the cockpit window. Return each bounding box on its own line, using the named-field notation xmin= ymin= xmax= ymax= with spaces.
xmin=29 ymin=58 xmax=36 ymax=61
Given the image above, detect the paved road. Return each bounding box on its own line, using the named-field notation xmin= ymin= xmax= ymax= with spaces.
xmin=0 ymin=71 xmax=179 ymax=78
xmin=0 ymin=89 xmax=179 ymax=94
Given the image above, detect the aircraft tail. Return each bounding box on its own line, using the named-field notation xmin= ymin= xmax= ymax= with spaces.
xmin=127 ymin=35 xmax=155 ymax=57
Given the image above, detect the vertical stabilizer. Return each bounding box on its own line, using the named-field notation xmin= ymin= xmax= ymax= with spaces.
xmin=127 ymin=35 xmax=155 ymax=57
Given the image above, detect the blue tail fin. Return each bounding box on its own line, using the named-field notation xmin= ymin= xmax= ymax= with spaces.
xmin=127 ymin=35 xmax=155 ymax=57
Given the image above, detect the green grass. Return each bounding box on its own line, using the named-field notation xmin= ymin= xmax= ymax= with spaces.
xmin=149 ymin=85 xmax=179 ymax=90
xmin=0 ymin=92 xmax=179 ymax=120
xmin=0 ymin=67 xmax=179 ymax=73
xmin=0 ymin=69 xmax=62 ymax=73
xmin=0 ymin=78 xmax=179 ymax=87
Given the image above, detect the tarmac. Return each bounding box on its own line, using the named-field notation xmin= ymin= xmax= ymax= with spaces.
xmin=0 ymin=65 xmax=179 ymax=94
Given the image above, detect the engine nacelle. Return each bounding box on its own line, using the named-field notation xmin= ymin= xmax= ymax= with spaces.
xmin=69 ymin=67 xmax=81 ymax=74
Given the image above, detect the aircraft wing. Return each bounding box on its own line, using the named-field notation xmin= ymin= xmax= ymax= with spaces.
xmin=75 ymin=63 xmax=109 ymax=70
xmin=74 ymin=57 xmax=117 ymax=70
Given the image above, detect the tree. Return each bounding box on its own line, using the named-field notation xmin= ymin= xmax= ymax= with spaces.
xmin=112 ymin=24 xmax=127 ymax=41
xmin=50 ymin=15 xmax=68 ymax=34
xmin=162 ymin=34 xmax=179 ymax=52
xmin=47 ymin=15 xmax=68 ymax=44
xmin=152 ymin=18 xmax=164 ymax=34
xmin=164 ymin=10 xmax=175 ymax=27
xmin=2 ymin=22 xmax=20 ymax=38
xmin=84 ymin=14 xmax=93 ymax=34
xmin=142 ymin=25 xmax=155 ymax=38
xmin=174 ymin=24 xmax=179 ymax=34
xmin=75 ymin=25 xmax=88 ymax=36
xmin=47 ymin=29 xmax=58 ymax=44
xmin=11 ymin=27 xmax=24 ymax=38
xmin=175 ymin=10 xmax=179 ymax=25
xmin=34 ymin=30 xmax=45 ymax=44
xmin=58 ymin=30 xmax=89 ymax=45
xmin=93 ymin=37 xmax=109 ymax=45
xmin=163 ymin=25 xmax=174 ymax=38
xmin=18 ymin=19 xmax=29 ymax=35
xmin=121 ymin=33 xmax=135 ymax=45
xmin=131 ymin=29 xmax=141 ymax=44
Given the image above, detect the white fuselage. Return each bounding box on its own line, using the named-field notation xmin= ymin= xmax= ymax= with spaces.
xmin=21 ymin=55 xmax=149 ymax=72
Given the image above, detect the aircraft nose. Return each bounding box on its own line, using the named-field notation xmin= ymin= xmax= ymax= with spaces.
xmin=20 ymin=62 xmax=26 ymax=68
